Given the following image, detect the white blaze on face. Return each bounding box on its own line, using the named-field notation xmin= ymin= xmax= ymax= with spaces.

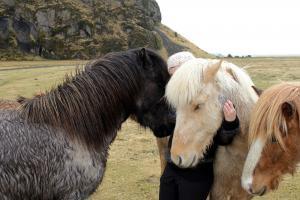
xmin=241 ymin=138 xmax=266 ymax=192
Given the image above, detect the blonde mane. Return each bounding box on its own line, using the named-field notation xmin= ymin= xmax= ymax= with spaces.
xmin=249 ymin=83 xmax=300 ymax=148
xmin=166 ymin=58 xmax=257 ymax=109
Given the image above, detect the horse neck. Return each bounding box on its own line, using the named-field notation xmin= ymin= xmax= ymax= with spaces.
xmin=20 ymin=68 xmax=140 ymax=149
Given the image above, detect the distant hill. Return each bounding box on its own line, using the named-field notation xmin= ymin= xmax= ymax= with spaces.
xmin=0 ymin=0 xmax=212 ymax=60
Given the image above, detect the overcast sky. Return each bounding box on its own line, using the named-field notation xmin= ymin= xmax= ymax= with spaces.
xmin=156 ymin=0 xmax=300 ymax=56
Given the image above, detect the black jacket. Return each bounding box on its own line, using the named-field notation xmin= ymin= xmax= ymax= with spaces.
xmin=165 ymin=117 xmax=240 ymax=167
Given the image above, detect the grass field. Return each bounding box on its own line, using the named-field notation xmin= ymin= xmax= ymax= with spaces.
xmin=0 ymin=60 xmax=88 ymax=99
xmin=0 ymin=58 xmax=299 ymax=200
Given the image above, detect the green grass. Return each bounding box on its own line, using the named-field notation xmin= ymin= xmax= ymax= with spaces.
xmin=0 ymin=58 xmax=300 ymax=200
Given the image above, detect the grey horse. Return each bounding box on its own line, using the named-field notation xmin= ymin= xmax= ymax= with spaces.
xmin=0 ymin=48 xmax=175 ymax=199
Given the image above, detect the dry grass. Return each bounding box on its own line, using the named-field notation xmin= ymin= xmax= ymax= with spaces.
xmin=0 ymin=58 xmax=299 ymax=200
xmin=94 ymin=122 xmax=161 ymax=200
xmin=0 ymin=60 xmax=87 ymax=99
xmin=227 ymin=57 xmax=300 ymax=89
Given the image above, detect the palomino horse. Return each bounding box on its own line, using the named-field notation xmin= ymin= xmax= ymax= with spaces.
xmin=242 ymin=82 xmax=300 ymax=196
xmin=165 ymin=58 xmax=258 ymax=200
xmin=0 ymin=48 xmax=175 ymax=199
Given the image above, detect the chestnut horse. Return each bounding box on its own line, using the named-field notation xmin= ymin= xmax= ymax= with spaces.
xmin=166 ymin=58 xmax=258 ymax=199
xmin=242 ymin=82 xmax=300 ymax=196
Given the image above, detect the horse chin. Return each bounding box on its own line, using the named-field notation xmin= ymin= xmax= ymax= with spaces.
xmin=269 ymin=176 xmax=281 ymax=191
xmin=194 ymin=139 xmax=214 ymax=163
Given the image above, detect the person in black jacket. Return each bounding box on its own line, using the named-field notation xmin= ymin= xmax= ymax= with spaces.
xmin=159 ymin=52 xmax=240 ymax=200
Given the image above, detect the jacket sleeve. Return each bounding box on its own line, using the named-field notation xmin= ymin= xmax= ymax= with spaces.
xmin=215 ymin=117 xmax=240 ymax=146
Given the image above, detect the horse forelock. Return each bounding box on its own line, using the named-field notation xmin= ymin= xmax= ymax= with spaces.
xmin=166 ymin=58 xmax=209 ymax=108
xmin=166 ymin=59 xmax=255 ymax=110
xmin=19 ymin=49 xmax=151 ymax=149
xmin=249 ymin=83 xmax=300 ymax=148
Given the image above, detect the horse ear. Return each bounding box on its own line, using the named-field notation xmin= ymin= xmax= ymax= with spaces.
xmin=226 ymin=67 xmax=239 ymax=83
xmin=139 ymin=47 xmax=152 ymax=68
xmin=282 ymin=101 xmax=295 ymax=119
xmin=252 ymin=86 xmax=263 ymax=96
xmin=204 ymin=60 xmax=222 ymax=83
xmin=16 ymin=96 xmax=27 ymax=104
xmin=140 ymin=47 xmax=146 ymax=58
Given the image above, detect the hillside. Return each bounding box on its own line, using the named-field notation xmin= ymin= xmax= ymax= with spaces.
xmin=0 ymin=0 xmax=211 ymax=60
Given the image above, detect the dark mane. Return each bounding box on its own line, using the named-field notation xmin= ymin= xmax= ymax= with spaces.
xmin=19 ymin=48 xmax=161 ymax=148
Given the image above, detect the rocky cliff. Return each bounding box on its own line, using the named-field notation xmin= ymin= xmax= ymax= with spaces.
xmin=0 ymin=0 xmax=211 ymax=60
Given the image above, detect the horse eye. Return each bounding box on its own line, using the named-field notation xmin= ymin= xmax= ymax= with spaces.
xmin=271 ymin=136 xmax=278 ymax=144
xmin=194 ymin=104 xmax=202 ymax=111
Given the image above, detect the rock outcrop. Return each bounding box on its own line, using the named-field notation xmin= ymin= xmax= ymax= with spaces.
xmin=0 ymin=0 xmax=211 ymax=60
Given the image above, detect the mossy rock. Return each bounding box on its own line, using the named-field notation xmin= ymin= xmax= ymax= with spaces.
xmin=99 ymin=35 xmax=127 ymax=54
xmin=128 ymin=27 xmax=162 ymax=50
xmin=40 ymin=37 xmax=66 ymax=59
xmin=0 ymin=0 xmax=211 ymax=60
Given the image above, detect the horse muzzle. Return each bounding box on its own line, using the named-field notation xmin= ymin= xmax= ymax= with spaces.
xmin=246 ymin=184 xmax=267 ymax=196
xmin=170 ymin=153 xmax=197 ymax=168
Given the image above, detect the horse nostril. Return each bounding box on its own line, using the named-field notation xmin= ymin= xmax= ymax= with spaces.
xmin=190 ymin=155 xmax=197 ymax=166
xmin=249 ymin=187 xmax=253 ymax=194
xmin=247 ymin=183 xmax=254 ymax=194
xmin=258 ymin=186 xmax=267 ymax=196
xmin=248 ymin=185 xmax=267 ymax=196
xmin=178 ymin=156 xmax=182 ymax=166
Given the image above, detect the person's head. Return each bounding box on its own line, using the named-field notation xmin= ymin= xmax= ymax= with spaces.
xmin=167 ymin=51 xmax=195 ymax=75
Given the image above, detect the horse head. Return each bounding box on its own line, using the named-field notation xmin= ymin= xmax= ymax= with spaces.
xmin=242 ymin=83 xmax=300 ymax=196
xmin=166 ymin=58 xmax=257 ymax=168
xmin=132 ymin=48 xmax=175 ymax=137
